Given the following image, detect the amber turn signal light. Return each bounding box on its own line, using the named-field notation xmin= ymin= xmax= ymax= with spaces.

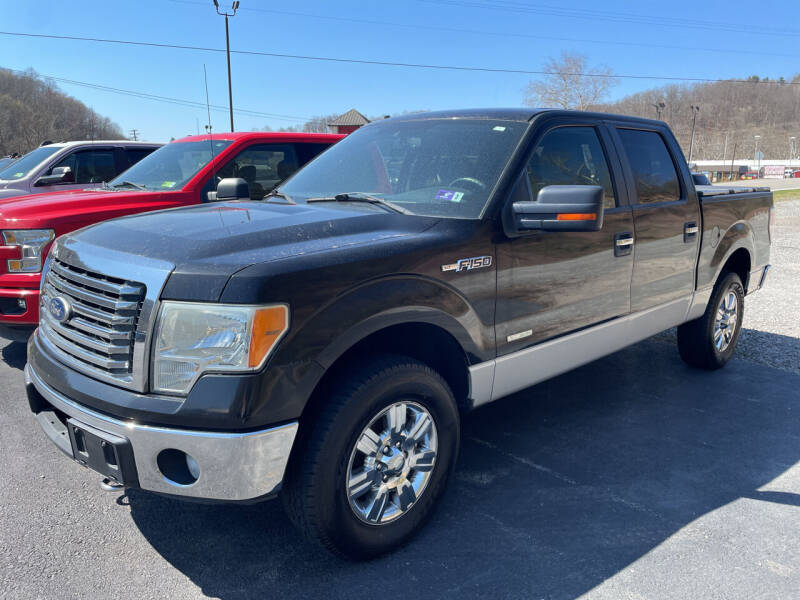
xmin=556 ymin=213 xmax=597 ymax=221
xmin=248 ymin=305 xmax=290 ymax=368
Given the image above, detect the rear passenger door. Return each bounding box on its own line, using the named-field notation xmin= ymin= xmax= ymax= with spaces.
xmin=495 ymin=119 xmax=635 ymax=355
xmin=610 ymin=125 xmax=701 ymax=312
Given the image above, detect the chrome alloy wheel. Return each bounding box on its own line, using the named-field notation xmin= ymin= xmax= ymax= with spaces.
xmin=346 ymin=401 xmax=438 ymax=525
xmin=713 ymin=289 xmax=738 ymax=351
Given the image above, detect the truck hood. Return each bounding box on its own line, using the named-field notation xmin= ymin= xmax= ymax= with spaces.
xmin=0 ymin=187 xmax=30 ymax=200
xmin=0 ymin=189 xmax=164 ymax=227
xmin=64 ymin=201 xmax=438 ymax=302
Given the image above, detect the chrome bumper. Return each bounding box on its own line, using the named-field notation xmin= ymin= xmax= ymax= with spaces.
xmin=25 ymin=363 xmax=298 ymax=501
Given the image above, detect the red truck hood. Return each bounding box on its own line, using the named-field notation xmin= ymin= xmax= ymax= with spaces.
xmin=0 ymin=188 xmax=171 ymax=229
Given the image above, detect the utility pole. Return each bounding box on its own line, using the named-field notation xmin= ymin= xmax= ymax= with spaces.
xmin=213 ymin=0 xmax=239 ymax=132
xmin=790 ymin=136 xmax=796 ymax=169
xmin=128 ymin=129 xmax=139 ymax=141
xmin=651 ymin=101 xmax=665 ymax=120
xmin=730 ymin=142 xmax=737 ymax=181
xmin=754 ymin=135 xmax=761 ymax=175
xmin=688 ymin=104 xmax=700 ymax=162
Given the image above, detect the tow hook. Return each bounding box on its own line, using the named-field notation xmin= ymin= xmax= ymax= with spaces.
xmin=100 ymin=477 xmax=124 ymax=492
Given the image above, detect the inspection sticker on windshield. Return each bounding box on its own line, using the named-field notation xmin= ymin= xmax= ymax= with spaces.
xmin=161 ymin=181 xmax=176 ymax=188
xmin=435 ymin=189 xmax=464 ymax=202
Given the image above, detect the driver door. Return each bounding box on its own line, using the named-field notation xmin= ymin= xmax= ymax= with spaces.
xmin=494 ymin=120 xmax=635 ymax=357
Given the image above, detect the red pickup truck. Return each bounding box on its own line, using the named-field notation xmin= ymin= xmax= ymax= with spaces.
xmin=0 ymin=131 xmax=343 ymax=339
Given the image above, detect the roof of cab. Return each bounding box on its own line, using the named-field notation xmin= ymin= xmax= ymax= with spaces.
xmin=384 ymin=108 xmax=667 ymax=127
xmin=172 ymin=131 xmax=345 ymax=143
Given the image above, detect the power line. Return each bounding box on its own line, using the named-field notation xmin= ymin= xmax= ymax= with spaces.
xmin=418 ymin=0 xmax=800 ymax=38
xmin=2 ymin=30 xmax=799 ymax=86
xmin=5 ymin=67 xmax=312 ymax=123
xmin=167 ymin=0 xmax=800 ymax=59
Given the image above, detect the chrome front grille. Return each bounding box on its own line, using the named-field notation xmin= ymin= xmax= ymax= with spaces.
xmin=40 ymin=258 xmax=146 ymax=381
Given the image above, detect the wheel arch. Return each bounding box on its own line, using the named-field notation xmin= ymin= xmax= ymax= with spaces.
xmin=709 ymin=221 xmax=755 ymax=292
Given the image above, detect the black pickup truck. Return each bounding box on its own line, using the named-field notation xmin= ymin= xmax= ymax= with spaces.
xmin=25 ymin=109 xmax=772 ymax=558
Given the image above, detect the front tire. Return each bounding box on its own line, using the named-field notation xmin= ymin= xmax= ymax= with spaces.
xmin=677 ymin=271 xmax=745 ymax=370
xmin=281 ymin=354 xmax=460 ymax=559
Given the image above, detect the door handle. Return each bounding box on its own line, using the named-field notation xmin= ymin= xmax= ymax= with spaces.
xmin=614 ymin=232 xmax=634 ymax=257
xmin=684 ymin=221 xmax=698 ymax=243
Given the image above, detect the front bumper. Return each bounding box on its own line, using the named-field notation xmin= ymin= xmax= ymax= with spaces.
xmin=26 ymin=362 xmax=298 ymax=502
xmin=0 ymin=286 xmax=40 ymax=328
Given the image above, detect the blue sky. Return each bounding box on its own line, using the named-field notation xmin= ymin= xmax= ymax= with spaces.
xmin=2 ymin=0 xmax=798 ymax=141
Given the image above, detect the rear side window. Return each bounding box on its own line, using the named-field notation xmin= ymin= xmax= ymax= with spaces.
xmin=295 ymin=142 xmax=333 ymax=167
xmin=617 ymin=129 xmax=680 ymax=204
xmin=124 ymin=148 xmax=157 ymax=168
xmin=526 ymin=126 xmax=616 ymax=209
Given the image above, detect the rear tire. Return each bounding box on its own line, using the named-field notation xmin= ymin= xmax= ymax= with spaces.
xmin=281 ymin=354 xmax=460 ymax=559
xmin=677 ymin=271 xmax=744 ymax=370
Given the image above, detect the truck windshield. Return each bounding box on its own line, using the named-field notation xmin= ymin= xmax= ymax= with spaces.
xmin=280 ymin=118 xmax=527 ymax=218
xmin=108 ymin=139 xmax=233 ymax=191
xmin=0 ymin=145 xmax=62 ymax=181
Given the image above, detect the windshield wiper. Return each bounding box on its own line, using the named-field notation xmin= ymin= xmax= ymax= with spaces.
xmin=111 ymin=180 xmax=147 ymax=191
xmin=306 ymin=193 xmax=412 ymax=215
xmin=263 ymin=190 xmax=295 ymax=204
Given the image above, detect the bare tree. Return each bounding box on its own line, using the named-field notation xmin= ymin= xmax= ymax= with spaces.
xmin=594 ymin=73 xmax=800 ymax=160
xmin=525 ymin=52 xmax=618 ymax=111
xmin=0 ymin=68 xmax=123 ymax=155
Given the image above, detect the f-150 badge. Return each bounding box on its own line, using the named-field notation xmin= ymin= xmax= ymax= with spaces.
xmin=441 ymin=255 xmax=493 ymax=273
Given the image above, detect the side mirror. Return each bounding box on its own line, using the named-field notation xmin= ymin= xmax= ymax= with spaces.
xmin=512 ymin=185 xmax=604 ymax=232
xmin=35 ymin=166 xmax=74 ymax=186
xmin=213 ymin=177 xmax=250 ymax=201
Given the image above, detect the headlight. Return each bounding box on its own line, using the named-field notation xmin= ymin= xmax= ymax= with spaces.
xmin=152 ymin=302 xmax=289 ymax=395
xmin=3 ymin=229 xmax=55 ymax=273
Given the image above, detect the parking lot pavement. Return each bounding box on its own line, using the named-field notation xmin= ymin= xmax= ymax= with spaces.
xmin=1 ymin=203 xmax=798 ymax=600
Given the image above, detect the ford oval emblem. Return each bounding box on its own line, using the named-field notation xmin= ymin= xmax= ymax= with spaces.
xmin=48 ymin=296 xmax=72 ymax=323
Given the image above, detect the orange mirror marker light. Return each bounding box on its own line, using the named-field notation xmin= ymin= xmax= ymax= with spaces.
xmin=556 ymin=213 xmax=597 ymax=221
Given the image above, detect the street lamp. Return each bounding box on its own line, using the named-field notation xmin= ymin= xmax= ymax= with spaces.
xmin=688 ymin=104 xmax=700 ymax=162
xmin=213 ymin=0 xmax=240 ymax=132
xmin=754 ymin=135 xmax=761 ymax=175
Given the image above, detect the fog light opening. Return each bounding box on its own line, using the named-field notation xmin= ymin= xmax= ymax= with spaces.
xmin=156 ymin=449 xmax=200 ymax=486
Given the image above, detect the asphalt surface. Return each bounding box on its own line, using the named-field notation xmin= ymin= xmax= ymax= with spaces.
xmin=2 ymin=202 xmax=799 ymax=600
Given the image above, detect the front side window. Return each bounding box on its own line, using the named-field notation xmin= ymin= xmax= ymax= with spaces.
xmin=0 ymin=145 xmax=61 ymax=181
xmin=214 ymin=144 xmax=299 ymax=200
xmin=617 ymin=129 xmax=681 ymax=204
xmin=108 ymin=140 xmax=233 ymax=191
xmin=280 ymin=119 xmax=527 ymax=218
xmin=526 ymin=126 xmax=616 ymax=209
xmin=52 ymin=149 xmax=117 ymax=184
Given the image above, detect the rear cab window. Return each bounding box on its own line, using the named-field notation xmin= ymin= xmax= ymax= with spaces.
xmin=617 ymin=129 xmax=681 ymax=204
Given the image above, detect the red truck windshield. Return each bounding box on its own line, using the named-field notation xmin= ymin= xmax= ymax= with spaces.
xmin=108 ymin=140 xmax=233 ymax=191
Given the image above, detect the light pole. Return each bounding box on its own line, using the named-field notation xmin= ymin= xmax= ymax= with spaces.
xmin=754 ymin=135 xmax=761 ymax=175
xmin=213 ymin=0 xmax=239 ymax=132
xmin=790 ymin=136 xmax=796 ymax=168
xmin=688 ymin=104 xmax=700 ymax=162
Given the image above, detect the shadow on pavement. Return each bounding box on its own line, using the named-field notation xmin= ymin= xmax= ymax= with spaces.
xmin=114 ymin=335 xmax=800 ymax=598
xmin=2 ymin=340 xmax=27 ymax=371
